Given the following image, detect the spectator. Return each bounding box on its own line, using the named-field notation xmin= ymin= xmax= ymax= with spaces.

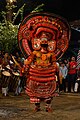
xmin=59 ymin=62 xmax=68 ymax=92
xmin=67 ymin=56 xmax=77 ymax=92
xmin=74 ymin=70 xmax=80 ymax=92
xmin=74 ymin=50 xmax=80 ymax=93
xmin=0 ymin=51 xmax=3 ymax=65
xmin=63 ymin=58 xmax=69 ymax=68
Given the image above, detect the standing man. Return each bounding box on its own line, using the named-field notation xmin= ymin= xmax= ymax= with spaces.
xmin=68 ymin=56 xmax=77 ymax=92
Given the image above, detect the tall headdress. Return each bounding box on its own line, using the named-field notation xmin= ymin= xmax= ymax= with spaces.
xmin=18 ymin=12 xmax=71 ymax=60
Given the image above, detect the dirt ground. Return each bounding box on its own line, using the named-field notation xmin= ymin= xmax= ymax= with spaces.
xmin=0 ymin=92 xmax=80 ymax=120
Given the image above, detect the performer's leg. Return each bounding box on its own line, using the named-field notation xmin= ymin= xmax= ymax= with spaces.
xmin=62 ymin=78 xmax=66 ymax=92
xmin=35 ymin=103 xmax=41 ymax=112
xmin=72 ymin=74 xmax=77 ymax=92
xmin=68 ymin=74 xmax=71 ymax=92
xmin=45 ymin=98 xmax=52 ymax=112
xmin=74 ymin=81 xmax=78 ymax=92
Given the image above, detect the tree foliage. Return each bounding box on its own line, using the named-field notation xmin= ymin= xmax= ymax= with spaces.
xmin=0 ymin=21 xmax=18 ymax=52
xmin=0 ymin=3 xmax=25 ymax=53
xmin=0 ymin=2 xmax=44 ymax=53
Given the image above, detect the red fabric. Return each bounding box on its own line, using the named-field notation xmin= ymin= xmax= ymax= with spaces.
xmin=26 ymin=80 xmax=56 ymax=98
xmin=30 ymin=97 xmax=40 ymax=103
xmin=25 ymin=67 xmax=56 ymax=99
xmin=68 ymin=61 xmax=77 ymax=74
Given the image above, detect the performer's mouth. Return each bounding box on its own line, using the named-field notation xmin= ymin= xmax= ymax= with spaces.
xmin=41 ymin=43 xmax=48 ymax=48
xmin=41 ymin=43 xmax=48 ymax=53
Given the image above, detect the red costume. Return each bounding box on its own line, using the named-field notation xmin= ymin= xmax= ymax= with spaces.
xmin=68 ymin=61 xmax=77 ymax=74
xmin=18 ymin=12 xmax=71 ymax=112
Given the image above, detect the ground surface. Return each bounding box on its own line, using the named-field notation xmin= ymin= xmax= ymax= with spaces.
xmin=0 ymin=92 xmax=80 ymax=120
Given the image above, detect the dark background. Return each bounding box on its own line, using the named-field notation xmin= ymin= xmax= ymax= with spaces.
xmin=0 ymin=0 xmax=80 ymax=22
xmin=0 ymin=0 xmax=80 ymax=57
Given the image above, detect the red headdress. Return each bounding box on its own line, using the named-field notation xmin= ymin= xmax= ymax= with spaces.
xmin=18 ymin=12 xmax=71 ymax=60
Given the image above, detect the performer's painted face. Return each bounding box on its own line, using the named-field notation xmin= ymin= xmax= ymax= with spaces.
xmin=33 ymin=31 xmax=56 ymax=53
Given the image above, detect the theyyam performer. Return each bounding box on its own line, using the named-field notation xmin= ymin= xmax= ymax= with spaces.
xmin=18 ymin=12 xmax=71 ymax=112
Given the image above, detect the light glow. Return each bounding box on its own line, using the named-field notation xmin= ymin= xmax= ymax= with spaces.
xmin=9 ymin=0 xmax=16 ymax=3
xmin=10 ymin=0 xmax=13 ymax=3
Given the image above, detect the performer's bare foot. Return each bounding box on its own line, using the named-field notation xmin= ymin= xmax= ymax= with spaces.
xmin=34 ymin=107 xmax=41 ymax=112
xmin=46 ymin=107 xmax=53 ymax=112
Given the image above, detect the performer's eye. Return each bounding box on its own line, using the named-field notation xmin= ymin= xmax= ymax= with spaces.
xmin=34 ymin=44 xmax=39 ymax=48
xmin=48 ymin=46 xmax=53 ymax=50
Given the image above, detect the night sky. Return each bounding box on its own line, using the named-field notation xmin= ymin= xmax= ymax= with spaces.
xmin=0 ymin=0 xmax=80 ymax=22
xmin=0 ymin=0 xmax=80 ymax=56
